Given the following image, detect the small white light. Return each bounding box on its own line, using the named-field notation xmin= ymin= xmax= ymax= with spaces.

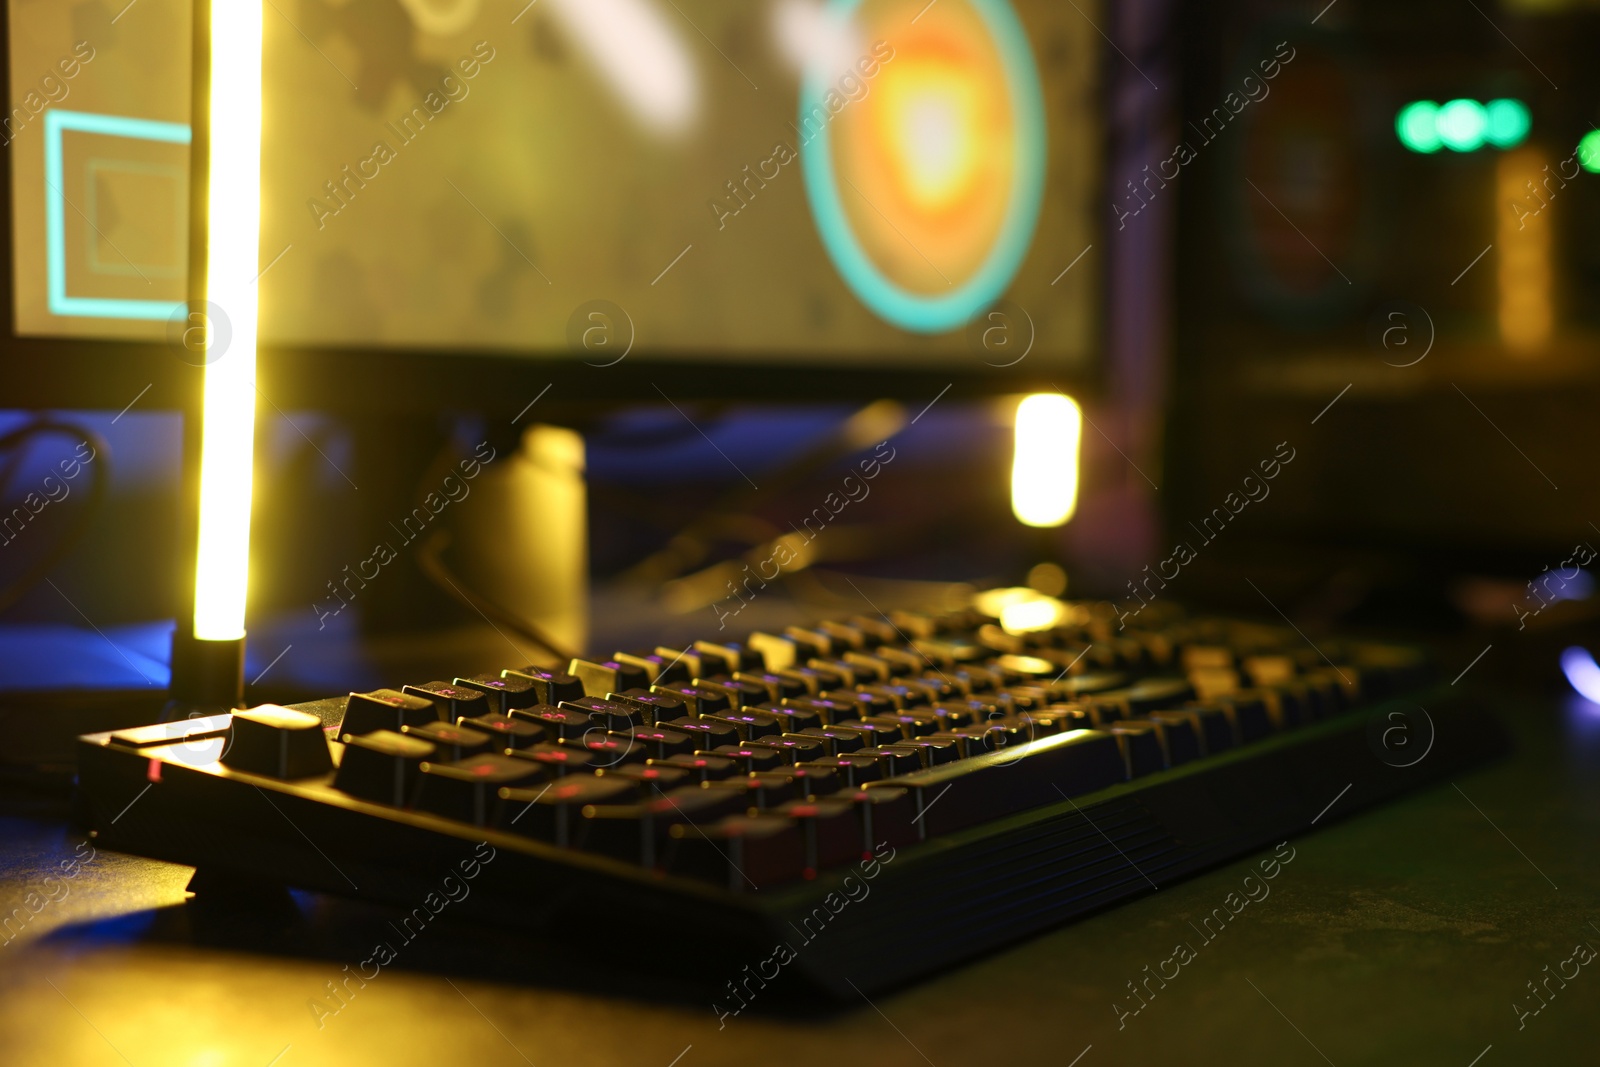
xmin=1011 ymin=393 xmax=1082 ymax=528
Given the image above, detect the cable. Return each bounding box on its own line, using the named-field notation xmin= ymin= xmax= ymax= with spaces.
xmin=0 ymin=418 xmax=111 ymax=617
xmin=415 ymin=529 xmax=578 ymax=666
xmin=615 ymin=399 xmax=908 ymax=586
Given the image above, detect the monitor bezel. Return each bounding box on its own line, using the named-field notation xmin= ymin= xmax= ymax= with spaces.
xmin=0 ymin=5 xmax=1110 ymax=415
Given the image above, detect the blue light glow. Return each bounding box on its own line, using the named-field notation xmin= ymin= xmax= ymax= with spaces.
xmin=44 ymin=109 xmax=191 ymax=320
xmin=1559 ymin=646 xmax=1600 ymax=704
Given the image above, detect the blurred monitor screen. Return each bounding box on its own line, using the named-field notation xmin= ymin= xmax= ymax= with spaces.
xmin=7 ymin=0 xmax=1101 ymax=373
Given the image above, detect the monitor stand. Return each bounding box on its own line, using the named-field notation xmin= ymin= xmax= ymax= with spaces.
xmin=446 ymin=422 xmax=589 ymax=659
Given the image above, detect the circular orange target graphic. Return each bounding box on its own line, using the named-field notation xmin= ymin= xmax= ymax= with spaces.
xmin=800 ymin=0 xmax=1047 ymax=333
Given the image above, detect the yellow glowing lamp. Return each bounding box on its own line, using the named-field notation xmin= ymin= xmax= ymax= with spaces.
xmin=1011 ymin=393 xmax=1082 ymax=528
xmin=175 ymin=1 xmax=262 ymax=706
xmin=193 ymin=1 xmax=262 ymax=642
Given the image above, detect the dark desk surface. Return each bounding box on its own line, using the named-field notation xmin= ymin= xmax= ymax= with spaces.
xmin=2 ymin=688 xmax=1596 ymax=1067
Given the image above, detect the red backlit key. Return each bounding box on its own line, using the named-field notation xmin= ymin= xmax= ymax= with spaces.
xmin=415 ymin=754 xmax=546 ymax=824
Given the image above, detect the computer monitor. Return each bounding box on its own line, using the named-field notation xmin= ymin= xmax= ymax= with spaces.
xmin=4 ymin=0 xmax=1106 ymax=412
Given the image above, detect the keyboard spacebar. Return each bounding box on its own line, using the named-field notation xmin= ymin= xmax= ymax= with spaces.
xmin=864 ymin=729 xmax=1126 ymax=839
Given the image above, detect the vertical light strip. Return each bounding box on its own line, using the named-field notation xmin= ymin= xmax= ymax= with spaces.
xmin=1497 ymin=147 xmax=1552 ymax=356
xmin=1011 ymin=393 xmax=1082 ymax=528
xmin=192 ymin=2 xmax=264 ymax=641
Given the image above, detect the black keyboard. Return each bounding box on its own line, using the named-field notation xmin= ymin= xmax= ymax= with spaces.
xmin=75 ymin=603 xmax=1504 ymax=995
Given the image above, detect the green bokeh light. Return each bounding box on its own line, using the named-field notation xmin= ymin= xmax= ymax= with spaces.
xmin=1397 ymin=97 xmax=1532 ymax=154
xmin=1580 ymin=130 xmax=1600 ymax=174
xmin=1396 ymin=101 xmax=1442 ymax=153
xmin=1484 ymin=99 xmax=1531 ymax=148
xmin=1436 ymin=98 xmax=1488 ymax=151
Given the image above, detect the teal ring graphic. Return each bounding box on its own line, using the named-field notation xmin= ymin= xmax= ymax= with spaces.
xmin=799 ymin=0 xmax=1047 ymax=334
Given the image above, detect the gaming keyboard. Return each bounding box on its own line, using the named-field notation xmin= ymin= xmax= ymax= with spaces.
xmin=75 ymin=602 xmax=1504 ymax=995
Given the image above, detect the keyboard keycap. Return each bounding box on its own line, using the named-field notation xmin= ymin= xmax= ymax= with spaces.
xmin=651 ymin=754 xmax=739 ymax=781
xmin=704 ymin=772 xmax=801 ymax=811
xmin=833 ymin=718 xmax=907 ymax=746
xmin=496 ymin=776 xmax=637 ymax=845
xmin=626 ymin=725 xmax=696 ymax=759
xmin=850 ymin=746 xmax=923 ymax=777
xmin=777 ymin=798 xmax=865 ymax=871
xmin=600 ymin=764 xmax=692 ymax=794
xmin=608 ymin=688 xmax=686 ymax=725
xmin=507 ymin=742 xmax=595 ymax=776
xmin=567 ymin=732 xmax=648 ymax=767
xmin=804 ymin=754 xmax=884 ymax=788
xmin=653 ymin=647 xmax=722 ymax=680
xmin=612 ymin=650 xmax=680 ymax=685
xmin=512 ymin=704 xmax=596 ymax=741
xmin=843 ymin=653 xmax=891 ymax=683
xmin=663 ymin=716 xmax=740 ymax=749
xmin=224 ymin=706 xmax=333 ymax=779
xmin=1110 ymin=721 xmax=1167 ymax=777
xmin=454 ymin=674 xmax=540 ymax=715
xmin=694 ymin=639 xmax=763 ymax=672
xmin=1122 ymin=678 xmax=1199 ymax=716
xmin=874 ymin=710 xmax=943 ymax=737
xmin=334 ymin=730 xmax=435 ymax=805
xmin=576 ymin=788 xmax=744 ymax=865
xmin=891 ymin=736 xmax=961 ymax=768
xmin=865 ymin=729 xmax=1126 ymax=838
xmin=342 ymin=689 xmax=438 ymax=735
xmin=1214 ymin=694 xmax=1273 ymax=743
xmin=819 ymin=620 xmax=869 ymax=650
xmin=1257 ymin=684 xmax=1310 ymax=730
xmin=400 ymin=721 xmax=493 ymax=760
xmin=503 ymin=667 xmax=586 ymax=705
xmin=569 ymin=657 xmax=649 ymax=697
xmin=783 ymin=695 xmax=855 ymax=726
xmin=702 ymin=709 xmax=784 ymax=742
xmin=848 ymin=787 xmax=918 ymax=849
xmin=1151 ymin=706 xmax=1234 ymax=756
xmin=1144 ymin=713 xmax=1201 ymax=766
xmin=752 ymin=702 xmax=823 ymax=732
xmin=667 ymin=814 xmax=806 ymax=889
xmin=416 ymin=754 xmax=548 ymax=824
xmin=746 ymin=736 xmax=827 ymax=764
xmin=560 ymin=696 xmax=643 ymax=731
xmin=790 ymin=762 xmax=843 ymax=797
xmin=699 ymin=678 xmax=769 ymax=711
xmin=846 ymin=615 xmax=897 ymax=646
xmin=930 ymin=701 xmax=980 ymax=728
xmin=793 ymin=726 xmax=866 ymax=755
xmin=459 ymin=714 xmax=546 ymax=750
xmin=748 ymin=632 xmax=801 ymax=671
xmin=652 ymin=684 xmax=731 ymax=717
xmin=711 ymin=744 xmax=789 ymax=774
xmin=401 ymin=682 xmax=486 ymax=722
xmin=735 ymin=671 xmax=808 ymax=702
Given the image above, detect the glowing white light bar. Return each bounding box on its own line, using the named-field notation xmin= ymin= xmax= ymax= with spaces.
xmin=1011 ymin=393 xmax=1082 ymax=528
xmin=548 ymin=0 xmax=698 ymax=135
xmin=771 ymin=0 xmax=864 ymax=79
xmin=192 ymin=2 xmax=263 ymax=641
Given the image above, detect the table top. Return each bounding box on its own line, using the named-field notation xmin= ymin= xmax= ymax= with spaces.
xmin=2 ymin=686 xmax=1596 ymax=1067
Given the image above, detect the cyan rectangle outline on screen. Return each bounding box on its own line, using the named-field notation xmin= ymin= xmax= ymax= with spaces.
xmin=44 ymin=109 xmax=192 ymax=321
